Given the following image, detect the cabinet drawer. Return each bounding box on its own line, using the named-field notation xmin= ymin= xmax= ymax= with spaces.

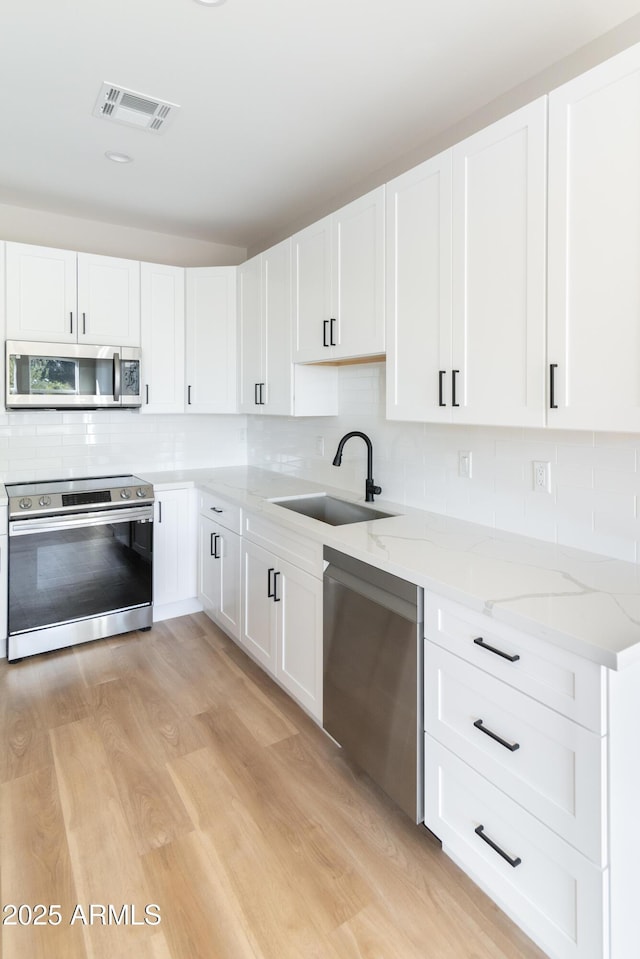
xmin=426 ymin=642 xmax=606 ymax=865
xmin=198 ymin=489 xmax=242 ymax=535
xmin=425 ymin=737 xmax=607 ymax=959
xmin=426 ymin=593 xmax=606 ymax=733
xmin=243 ymin=511 xmax=323 ymax=578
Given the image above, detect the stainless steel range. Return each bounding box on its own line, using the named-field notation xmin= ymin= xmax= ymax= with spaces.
xmin=6 ymin=474 xmax=154 ymax=662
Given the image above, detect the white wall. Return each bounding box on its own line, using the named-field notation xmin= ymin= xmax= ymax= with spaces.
xmin=0 ymin=410 xmax=247 ymax=483
xmin=0 ymin=202 xmax=246 ymax=266
xmin=247 ymin=363 xmax=640 ymax=563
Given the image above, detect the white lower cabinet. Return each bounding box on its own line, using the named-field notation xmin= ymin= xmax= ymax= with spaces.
xmin=240 ymin=532 xmax=322 ymax=722
xmin=424 ymin=591 xmax=640 ymax=959
xmin=426 ymin=737 xmax=606 ymax=959
xmin=153 ymin=488 xmax=199 ymax=620
xmin=198 ymin=490 xmax=242 ymax=640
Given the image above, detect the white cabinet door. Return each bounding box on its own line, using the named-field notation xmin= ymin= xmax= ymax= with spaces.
xmin=140 ymin=262 xmax=185 ymax=415
xmin=199 ymin=514 xmax=241 ymax=640
xmin=5 ymin=242 xmax=77 ymax=342
xmin=185 ymin=267 xmax=237 ymax=413
xmin=451 ymin=98 xmax=547 ymax=427
xmin=331 ymin=186 xmax=385 ymax=360
xmin=241 ymin=539 xmax=276 ymax=673
xmin=262 ymin=238 xmax=292 ymax=415
xmin=548 ymin=44 xmax=640 ymax=432
xmin=292 ymin=215 xmax=333 ymax=363
xmin=77 ymin=253 xmax=140 ymax=346
xmin=153 ymin=489 xmax=197 ymax=608
xmin=386 ymin=152 xmax=453 ymax=422
xmin=292 ymin=190 xmax=385 ymax=364
xmin=276 ymin=559 xmax=322 ymax=721
xmin=237 ymin=255 xmax=263 ymax=413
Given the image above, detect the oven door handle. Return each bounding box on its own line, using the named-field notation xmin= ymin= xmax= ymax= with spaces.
xmin=9 ymin=506 xmax=154 ymax=536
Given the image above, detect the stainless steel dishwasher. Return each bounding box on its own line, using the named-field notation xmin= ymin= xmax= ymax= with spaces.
xmin=323 ymin=546 xmax=424 ymax=822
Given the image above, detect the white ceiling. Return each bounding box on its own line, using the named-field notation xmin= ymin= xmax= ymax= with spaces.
xmin=1 ymin=0 xmax=639 ymax=252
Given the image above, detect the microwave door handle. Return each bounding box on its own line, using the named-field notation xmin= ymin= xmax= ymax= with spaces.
xmin=113 ymin=352 xmax=121 ymax=402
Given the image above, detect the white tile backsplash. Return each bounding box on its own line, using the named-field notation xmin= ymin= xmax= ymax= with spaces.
xmin=247 ymin=362 xmax=640 ymax=562
xmin=0 ymin=410 xmax=247 ymax=483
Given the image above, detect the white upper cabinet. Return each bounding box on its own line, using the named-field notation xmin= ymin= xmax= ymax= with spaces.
xmin=76 ymin=253 xmax=140 ymax=346
xmin=386 ymin=151 xmax=453 ymax=422
xmin=185 ymin=266 xmax=237 ymax=413
xmin=386 ymin=100 xmax=546 ymax=427
xmin=451 ymin=97 xmax=547 ymax=427
xmin=238 ymin=240 xmax=292 ymax=416
xmin=238 ymin=240 xmax=338 ymax=417
xmin=5 ymin=243 xmax=141 ymax=346
xmin=547 ymin=44 xmax=640 ymax=432
xmin=292 ymin=186 xmax=385 ymax=363
xmin=238 ymin=254 xmax=263 ymax=412
xmin=5 ymin=243 xmax=78 ymax=342
xmin=140 ymin=262 xmax=185 ymax=415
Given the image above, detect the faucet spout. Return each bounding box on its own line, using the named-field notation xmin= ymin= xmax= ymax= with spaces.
xmin=331 ymin=431 xmax=382 ymax=502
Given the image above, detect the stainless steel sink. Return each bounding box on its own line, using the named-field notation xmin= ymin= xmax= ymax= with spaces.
xmin=269 ymin=493 xmax=394 ymax=526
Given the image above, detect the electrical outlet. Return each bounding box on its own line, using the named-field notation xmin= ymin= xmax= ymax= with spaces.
xmin=458 ymin=450 xmax=472 ymax=479
xmin=533 ymin=460 xmax=551 ymax=493
xmin=315 ymin=435 xmax=325 ymax=457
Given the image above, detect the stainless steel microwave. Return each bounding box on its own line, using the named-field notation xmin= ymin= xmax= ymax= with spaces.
xmin=5 ymin=340 xmax=142 ymax=410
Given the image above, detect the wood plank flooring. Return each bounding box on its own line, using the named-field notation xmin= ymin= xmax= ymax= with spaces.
xmin=0 ymin=614 xmax=547 ymax=959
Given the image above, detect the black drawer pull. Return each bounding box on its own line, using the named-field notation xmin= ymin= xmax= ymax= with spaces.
xmin=475 ymin=825 xmax=521 ymax=868
xmin=273 ymin=570 xmax=281 ymax=602
xmin=474 ymin=719 xmax=520 ymax=752
xmin=211 ymin=507 xmax=223 ymax=513
xmin=550 ymin=363 xmax=558 ymax=409
xmin=452 ymin=369 xmax=460 ymax=407
xmin=323 ymin=319 xmax=330 ymax=347
xmin=267 ymin=567 xmax=275 ymax=598
xmin=438 ymin=370 xmax=446 ymax=407
xmin=473 ymin=637 xmax=520 ymax=663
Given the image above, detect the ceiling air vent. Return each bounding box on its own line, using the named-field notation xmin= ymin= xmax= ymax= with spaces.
xmin=92 ymin=83 xmax=179 ymax=134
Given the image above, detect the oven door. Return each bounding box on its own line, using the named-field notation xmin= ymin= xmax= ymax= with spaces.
xmin=8 ymin=506 xmax=153 ymax=661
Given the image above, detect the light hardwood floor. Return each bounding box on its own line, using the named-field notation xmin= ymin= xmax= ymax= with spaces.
xmin=0 ymin=614 xmax=547 ymax=959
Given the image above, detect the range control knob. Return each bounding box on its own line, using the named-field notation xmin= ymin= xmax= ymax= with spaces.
xmin=19 ymin=497 xmax=33 ymax=510
xmin=38 ymin=495 xmax=52 ymax=508
xmin=120 ymin=488 xmax=132 ymax=500
xmin=135 ymin=487 xmax=148 ymax=498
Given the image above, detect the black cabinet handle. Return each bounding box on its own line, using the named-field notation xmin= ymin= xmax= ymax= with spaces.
xmin=158 ymin=501 xmax=162 ymax=523
xmin=452 ymin=369 xmax=460 ymax=407
xmin=259 ymin=383 xmax=265 ymax=405
xmin=210 ymin=532 xmax=216 ymax=557
xmin=70 ymin=311 xmax=73 ymax=334
xmin=211 ymin=506 xmax=223 ymax=513
xmin=550 ymin=363 xmax=558 ymax=409
xmin=473 ymin=719 xmax=520 ymax=752
xmin=473 ymin=637 xmax=520 ymax=663
xmin=475 ymin=825 xmax=521 ymax=868
xmin=254 ymin=383 xmax=260 ymax=405
xmin=323 ymin=319 xmax=330 ymax=347
xmin=212 ymin=534 xmax=221 ymax=559
xmin=273 ymin=570 xmax=281 ymax=602
xmin=267 ymin=567 xmax=275 ymax=598
xmin=330 ymin=317 xmax=336 ymax=346
xmin=145 ymin=384 xmax=149 ymax=405
xmin=438 ymin=370 xmax=446 ymax=407
xmin=188 ymin=385 xmax=192 ymax=405
xmin=82 ymin=312 xmax=86 ymax=335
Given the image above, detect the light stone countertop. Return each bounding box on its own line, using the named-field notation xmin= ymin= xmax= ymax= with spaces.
xmin=142 ymin=466 xmax=640 ymax=670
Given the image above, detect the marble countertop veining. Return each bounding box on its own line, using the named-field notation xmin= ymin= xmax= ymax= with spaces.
xmin=142 ymin=466 xmax=640 ymax=670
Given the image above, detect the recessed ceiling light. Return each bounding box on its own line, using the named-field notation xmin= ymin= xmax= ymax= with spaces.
xmin=194 ymin=0 xmax=227 ymax=5
xmin=105 ymin=151 xmax=133 ymax=164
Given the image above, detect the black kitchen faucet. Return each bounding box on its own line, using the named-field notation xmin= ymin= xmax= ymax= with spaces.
xmin=332 ymin=431 xmax=382 ymax=502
